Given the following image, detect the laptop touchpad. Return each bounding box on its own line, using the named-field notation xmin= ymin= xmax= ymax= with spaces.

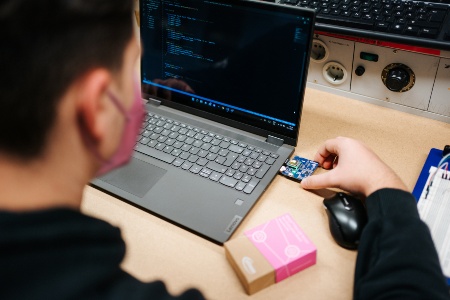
xmin=99 ymin=157 xmax=167 ymax=198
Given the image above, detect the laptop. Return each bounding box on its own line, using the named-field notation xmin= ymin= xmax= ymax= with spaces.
xmin=91 ymin=0 xmax=315 ymax=244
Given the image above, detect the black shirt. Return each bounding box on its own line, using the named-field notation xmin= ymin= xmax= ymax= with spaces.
xmin=0 ymin=208 xmax=204 ymax=300
xmin=355 ymin=188 xmax=449 ymax=299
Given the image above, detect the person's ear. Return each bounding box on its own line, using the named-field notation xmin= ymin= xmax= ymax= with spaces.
xmin=75 ymin=69 xmax=112 ymax=143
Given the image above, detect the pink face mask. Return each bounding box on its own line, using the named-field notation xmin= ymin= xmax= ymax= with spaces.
xmin=95 ymin=79 xmax=145 ymax=176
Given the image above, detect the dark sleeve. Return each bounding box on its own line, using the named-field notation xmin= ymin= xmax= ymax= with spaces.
xmin=101 ymin=272 xmax=206 ymax=300
xmin=354 ymin=188 xmax=449 ymax=300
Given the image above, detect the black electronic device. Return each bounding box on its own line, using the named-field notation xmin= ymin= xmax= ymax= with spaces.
xmin=323 ymin=192 xmax=368 ymax=250
xmin=443 ymin=145 xmax=450 ymax=157
xmin=280 ymin=0 xmax=450 ymax=51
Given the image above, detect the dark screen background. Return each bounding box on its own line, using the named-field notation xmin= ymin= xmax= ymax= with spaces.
xmin=140 ymin=0 xmax=313 ymax=140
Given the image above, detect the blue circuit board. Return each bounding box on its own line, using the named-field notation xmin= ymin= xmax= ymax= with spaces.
xmin=279 ymin=156 xmax=319 ymax=181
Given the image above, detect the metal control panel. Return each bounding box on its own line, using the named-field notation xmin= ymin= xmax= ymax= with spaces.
xmin=307 ymin=33 xmax=450 ymax=123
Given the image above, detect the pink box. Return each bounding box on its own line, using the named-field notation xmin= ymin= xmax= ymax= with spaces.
xmin=225 ymin=214 xmax=317 ymax=294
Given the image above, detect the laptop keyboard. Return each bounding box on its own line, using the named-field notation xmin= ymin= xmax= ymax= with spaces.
xmin=135 ymin=113 xmax=279 ymax=194
xmin=280 ymin=0 xmax=450 ymax=49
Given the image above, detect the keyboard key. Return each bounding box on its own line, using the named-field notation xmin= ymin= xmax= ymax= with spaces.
xmin=247 ymin=168 xmax=257 ymax=176
xmin=209 ymin=172 xmax=222 ymax=182
xmin=211 ymin=139 xmax=221 ymax=146
xmin=161 ymin=129 xmax=171 ymax=136
xmin=179 ymin=152 xmax=190 ymax=160
xmin=181 ymin=144 xmax=191 ymax=152
xmin=429 ymin=10 xmax=446 ymax=22
xmin=200 ymin=168 xmax=212 ymax=176
xmin=225 ymin=169 xmax=235 ymax=177
xmin=242 ymin=175 xmax=252 ymax=183
xmin=135 ymin=144 xmax=175 ymax=164
xmin=215 ymin=156 xmax=226 ymax=164
xmin=173 ymin=158 xmax=184 ymax=167
xmin=317 ymin=14 xmax=373 ymax=29
xmin=420 ymin=28 xmax=438 ymax=38
xmin=210 ymin=146 xmax=220 ymax=153
xmin=239 ymin=165 xmax=249 ymax=173
xmin=201 ymin=143 xmax=212 ymax=151
xmin=253 ymin=161 xmax=263 ymax=169
xmin=265 ymin=157 xmax=276 ymax=165
xmin=149 ymin=133 xmax=159 ymax=140
xmin=181 ymin=162 xmax=193 ymax=170
xmin=223 ymin=153 xmax=238 ymax=167
xmin=375 ymin=22 xmax=389 ymax=31
xmin=233 ymin=172 xmax=244 ymax=180
xmin=163 ymin=146 xmax=174 ymax=154
xmin=157 ymin=136 xmax=167 ymax=143
xmin=218 ymin=149 xmax=229 ymax=156
xmin=243 ymin=178 xmax=260 ymax=194
xmin=242 ymin=149 xmax=252 ymax=157
xmin=228 ymin=144 xmax=244 ymax=154
xmin=192 ymin=140 xmax=203 ymax=148
xmin=255 ymin=164 xmax=271 ymax=179
xmin=173 ymin=141 xmax=183 ymax=149
xmin=220 ymin=141 xmax=231 ymax=148
xmin=194 ymin=133 xmax=204 ymax=140
xmin=235 ymin=182 xmax=246 ymax=191
xmin=189 ymin=164 xmax=202 ymax=174
xmin=171 ymin=149 xmax=181 ymax=156
xmin=177 ymin=135 xmax=187 ymax=142
xmin=219 ymin=176 xmax=238 ymax=188
xmin=206 ymin=161 xmax=227 ymax=173
xmin=155 ymin=143 xmax=165 ymax=151
xmin=197 ymin=158 xmax=208 ymax=166
xmin=257 ymin=155 xmax=267 ymax=162
xmin=140 ymin=137 xmax=151 ymax=144
xmin=148 ymin=140 xmax=158 ymax=148
xmin=198 ymin=150 xmax=208 ymax=158
xmin=250 ymin=152 xmax=259 ymax=159
xmin=244 ymin=158 xmax=255 ymax=166
xmin=206 ymin=153 xmax=217 ymax=161
xmin=391 ymin=24 xmax=404 ymax=32
xmin=168 ymin=132 xmax=179 ymax=139
xmin=188 ymin=155 xmax=199 ymax=163
xmin=231 ymin=162 xmax=241 ymax=170
xmin=189 ymin=147 xmax=199 ymax=155
xmin=165 ymin=138 xmax=175 ymax=146
xmin=404 ymin=25 xmax=419 ymax=36
xmin=237 ymin=156 xmax=246 ymax=163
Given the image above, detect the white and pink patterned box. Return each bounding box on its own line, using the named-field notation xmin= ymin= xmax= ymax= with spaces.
xmin=225 ymin=214 xmax=316 ymax=295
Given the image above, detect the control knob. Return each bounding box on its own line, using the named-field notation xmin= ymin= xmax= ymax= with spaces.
xmin=385 ymin=67 xmax=410 ymax=92
xmin=381 ymin=63 xmax=415 ymax=93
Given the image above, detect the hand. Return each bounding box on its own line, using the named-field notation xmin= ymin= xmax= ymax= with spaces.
xmin=300 ymin=137 xmax=408 ymax=197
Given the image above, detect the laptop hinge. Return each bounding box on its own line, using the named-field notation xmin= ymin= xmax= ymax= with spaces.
xmin=148 ymin=97 xmax=162 ymax=106
xmin=266 ymin=135 xmax=284 ymax=146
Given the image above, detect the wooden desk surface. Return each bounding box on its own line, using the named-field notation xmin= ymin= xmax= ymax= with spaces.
xmin=81 ymin=87 xmax=450 ymax=300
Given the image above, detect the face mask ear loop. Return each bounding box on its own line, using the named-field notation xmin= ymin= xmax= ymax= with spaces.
xmin=81 ymin=91 xmax=130 ymax=166
xmin=106 ymin=91 xmax=130 ymax=122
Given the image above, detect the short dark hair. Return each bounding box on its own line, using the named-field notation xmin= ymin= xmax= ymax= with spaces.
xmin=0 ymin=0 xmax=134 ymax=159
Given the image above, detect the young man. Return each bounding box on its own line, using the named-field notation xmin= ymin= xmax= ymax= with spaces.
xmin=1 ymin=1 xmax=448 ymax=300
xmin=0 ymin=1 xmax=203 ymax=299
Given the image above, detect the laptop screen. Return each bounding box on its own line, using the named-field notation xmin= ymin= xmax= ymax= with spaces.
xmin=140 ymin=0 xmax=314 ymax=144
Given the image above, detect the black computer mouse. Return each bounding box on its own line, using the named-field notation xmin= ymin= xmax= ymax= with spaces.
xmin=323 ymin=192 xmax=368 ymax=250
